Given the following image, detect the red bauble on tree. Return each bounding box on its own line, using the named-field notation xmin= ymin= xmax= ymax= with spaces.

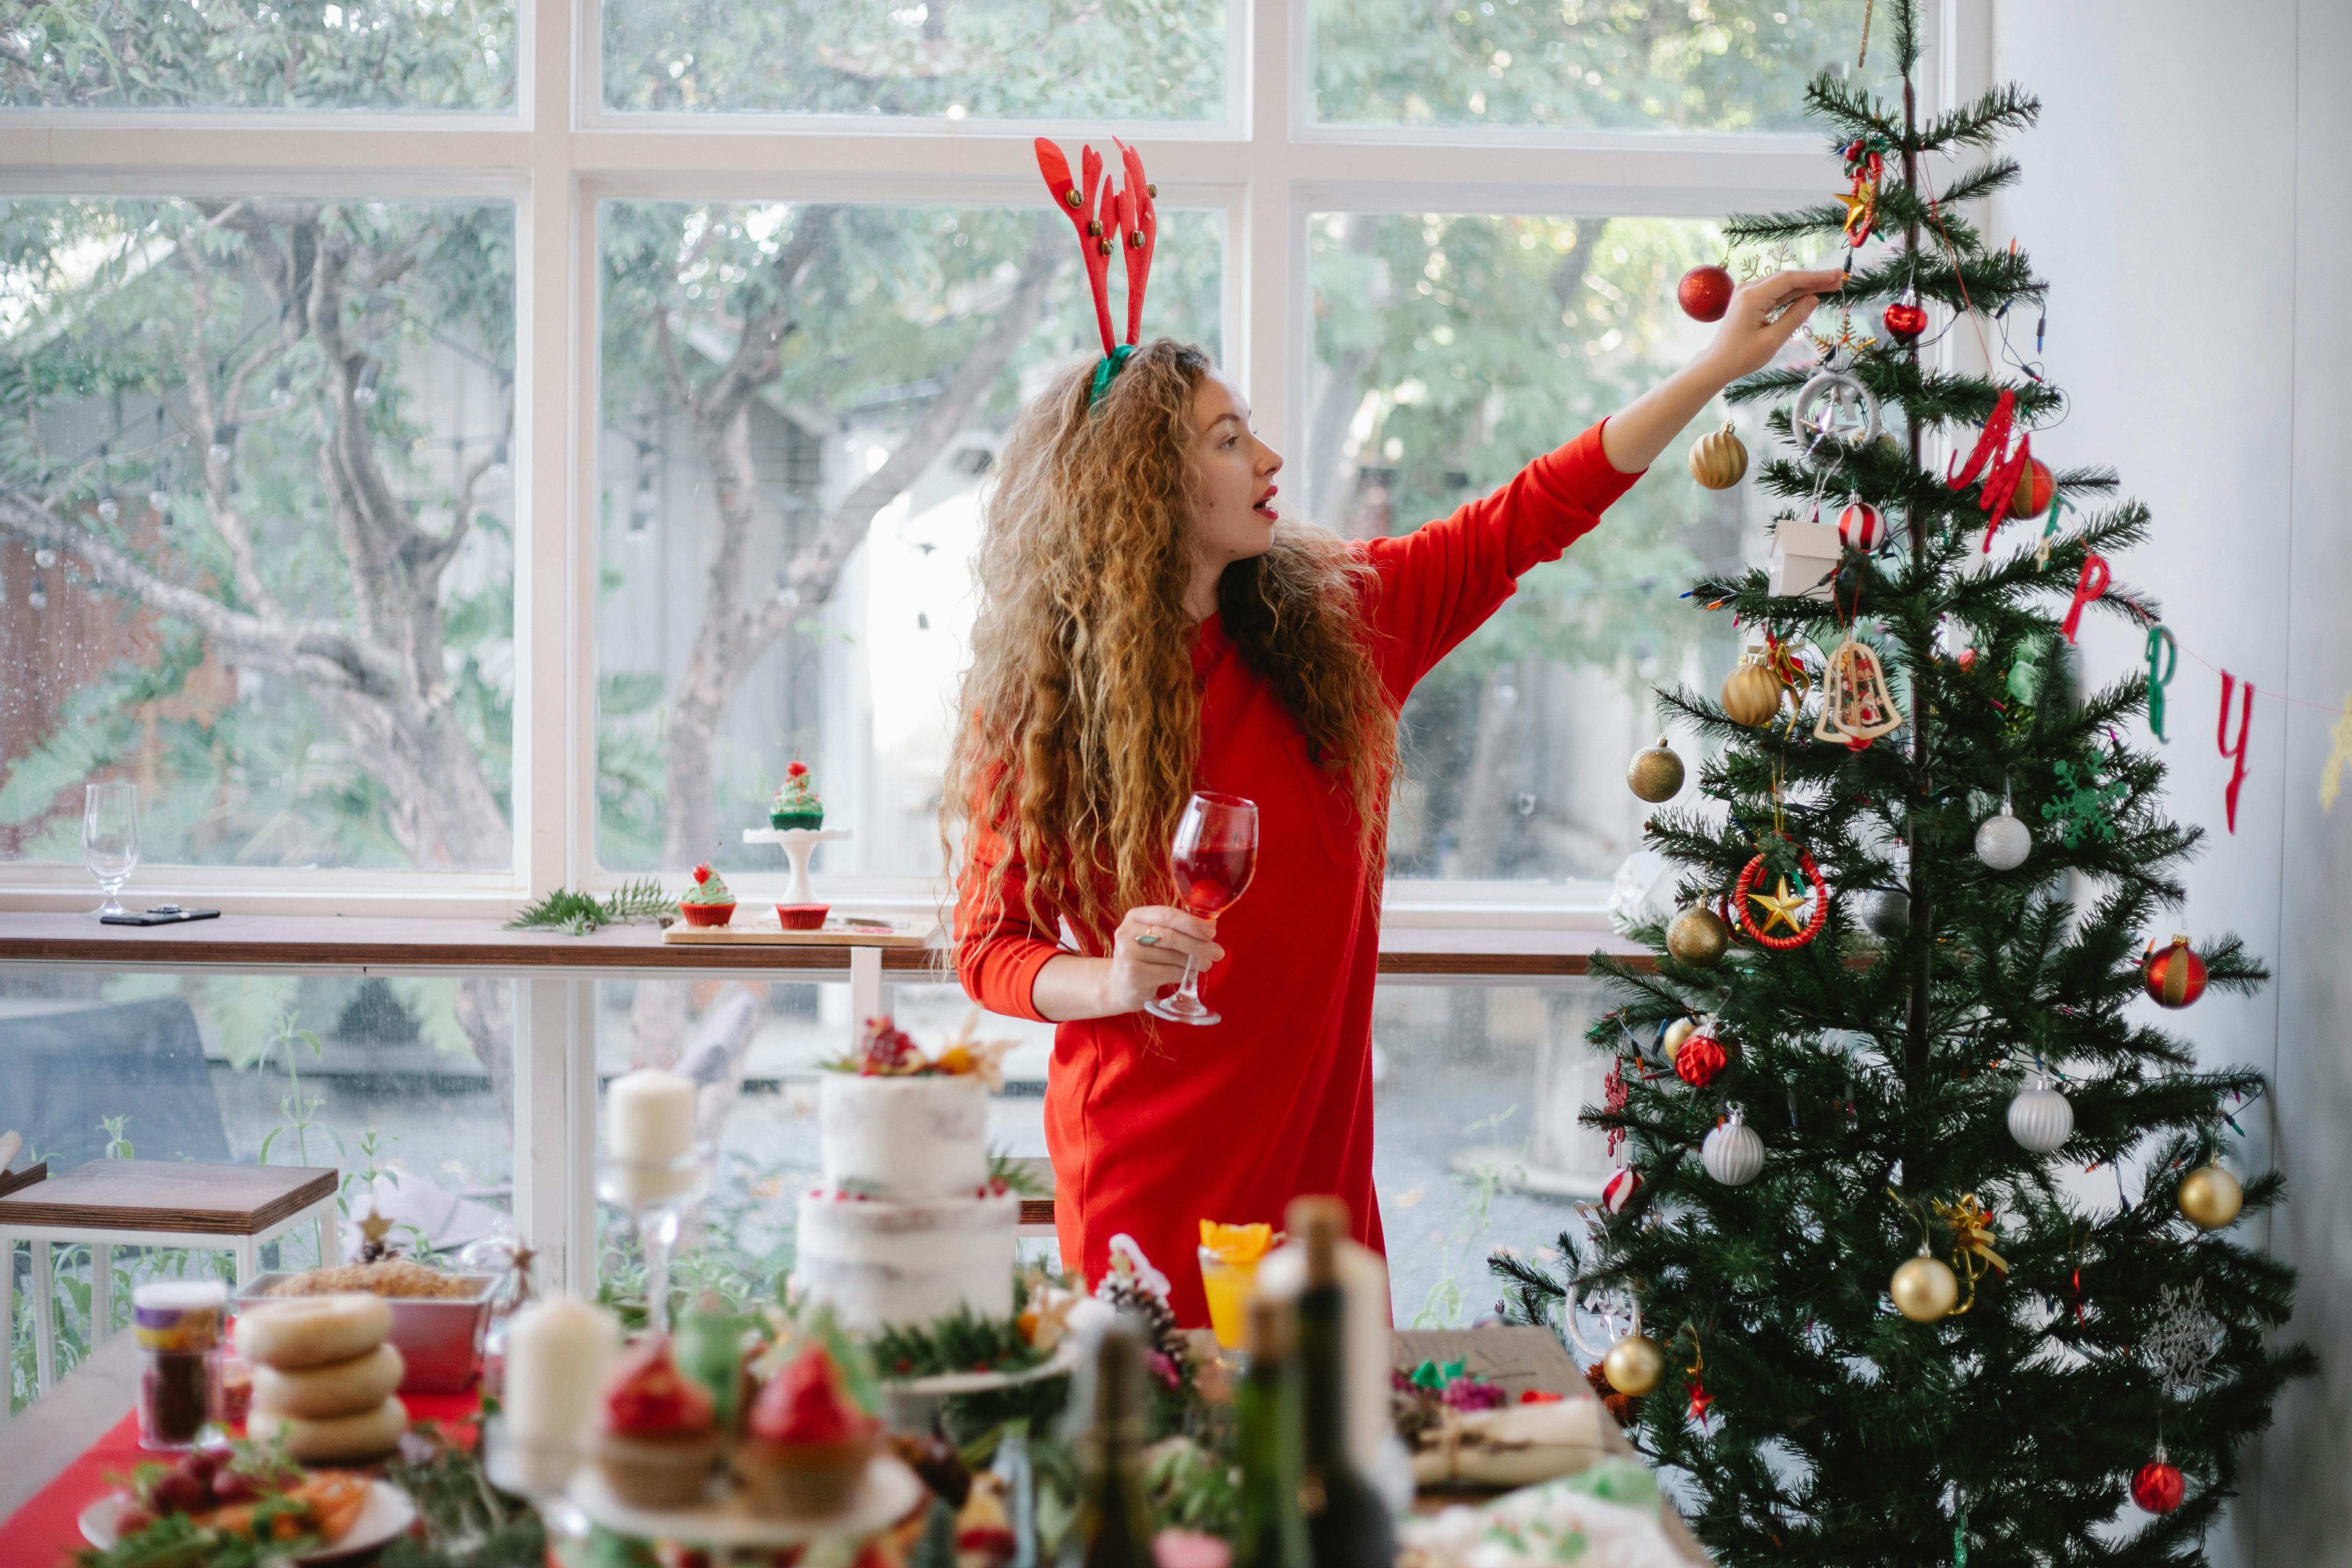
xmin=2130 ymin=1456 xmax=2185 ymax=1514
xmin=1838 ymin=499 xmax=1882 ymax=553
xmin=1678 ymin=265 xmax=1735 ymax=323
xmin=1882 ymin=287 xmax=1928 ymax=343
xmin=1673 ymin=1021 xmax=1729 ymax=1088
xmin=2143 ymin=934 xmax=2207 ymax=1008
xmin=1601 ymin=1166 xmax=1642 ymax=1214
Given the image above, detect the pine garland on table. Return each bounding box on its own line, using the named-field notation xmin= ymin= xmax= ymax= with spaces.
xmin=504 ymin=878 xmax=674 ymax=936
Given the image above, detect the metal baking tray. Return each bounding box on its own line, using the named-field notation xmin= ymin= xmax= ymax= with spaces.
xmin=233 ymin=1272 xmax=499 ymax=1395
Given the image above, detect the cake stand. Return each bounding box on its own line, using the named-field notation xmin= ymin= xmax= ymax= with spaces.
xmin=742 ymin=826 xmax=851 ymax=907
xmin=566 ymin=1454 xmax=924 ymax=1548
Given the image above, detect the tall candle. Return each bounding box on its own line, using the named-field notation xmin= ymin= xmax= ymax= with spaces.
xmin=608 ymin=1068 xmax=698 ymax=1162
xmin=503 ymin=1296 xmax=620 ymax=1450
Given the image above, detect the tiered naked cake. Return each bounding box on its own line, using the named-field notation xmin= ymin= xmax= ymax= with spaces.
xmin=791 ymin=1021 xmax=1020 ymax=1333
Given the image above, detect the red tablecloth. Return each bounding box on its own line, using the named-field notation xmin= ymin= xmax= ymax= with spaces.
xmin=2 ymin=1390 xmax=481 ymax=1567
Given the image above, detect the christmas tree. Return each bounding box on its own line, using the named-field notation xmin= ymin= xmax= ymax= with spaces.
xmin=1493 ymin=7 xmax=2310 ymax=1564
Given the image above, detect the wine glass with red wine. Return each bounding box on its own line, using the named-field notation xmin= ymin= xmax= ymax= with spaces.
xmin=1145 ymin=791 xmax=1259 ymax=1026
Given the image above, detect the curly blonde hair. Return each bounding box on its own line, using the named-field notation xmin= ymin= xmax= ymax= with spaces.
xmin=945 ymin=340 xmax=1399 ymax=955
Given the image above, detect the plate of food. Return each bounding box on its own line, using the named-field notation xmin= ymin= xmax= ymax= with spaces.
xmin=78 ymin=1447 xmax=415 ymax=1564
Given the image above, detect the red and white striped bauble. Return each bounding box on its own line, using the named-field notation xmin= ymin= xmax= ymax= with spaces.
xmin=1601 ymin=1166 xmax=1642 ymax=1214
xmin=1838 ymin=499 xmax=1882 ymax=552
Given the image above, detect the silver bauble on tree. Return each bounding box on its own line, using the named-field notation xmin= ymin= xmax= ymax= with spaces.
xmin=1975 ymin=802 xmax=2032 ymax=870
xmin=2006 ymin=1073 xmax=2074 ymax=1154
xmin=1701 ymin=1108 xmax=1764 ymax=1186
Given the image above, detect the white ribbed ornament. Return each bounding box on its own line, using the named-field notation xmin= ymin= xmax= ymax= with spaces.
xmin=1701 ymin=1109 xmax=1765 ymax=1186
xmin=2006 ymin=1076 xmax=2075 ymax=1154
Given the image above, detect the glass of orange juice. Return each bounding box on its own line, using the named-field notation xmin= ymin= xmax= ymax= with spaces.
xmin=1197 ymin=1220 xmax=1277 ymax=1353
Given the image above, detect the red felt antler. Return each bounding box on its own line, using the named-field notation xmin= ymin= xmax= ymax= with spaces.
xmin=1034 ymin=136 xmax=1156 ymax=359
xmin=1114 ymin=139 xmax=1157 ymax=347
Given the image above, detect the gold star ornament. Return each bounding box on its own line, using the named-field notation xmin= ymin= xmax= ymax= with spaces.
xmin=1748 ymin=875 xmax=1809 ymax=936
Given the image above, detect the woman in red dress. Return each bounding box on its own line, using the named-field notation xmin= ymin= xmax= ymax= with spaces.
xmin=948 ymin=224 xmax=1842 ymax=1323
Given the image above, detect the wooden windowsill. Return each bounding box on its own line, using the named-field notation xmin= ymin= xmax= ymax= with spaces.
xmin=0 ymin=911 xmax=1652 ymax=979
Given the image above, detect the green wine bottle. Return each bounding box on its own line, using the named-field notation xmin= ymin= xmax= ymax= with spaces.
xmin=1057 ymin=1322 xmax=1156 ymax=1568
xmin=1234 ymin=1295 xmax=1312 ymax=1568
xmin=1289 ymin=1196 xmax=1396 ymax=1568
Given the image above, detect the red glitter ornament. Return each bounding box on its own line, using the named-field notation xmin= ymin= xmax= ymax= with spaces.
xmin=1674 ymin=1021 xmax=1729 ymax=1088
xmin=2131 ymin=1457 xmax=2185 ymax=1514
xmin=2143 ymin=934 xmax=2207 ymax=1008
xmin=1677 ymin=265 xmax=1735 ymax=323
xmin=1882 ymin=290 xmax=1928 ymax=343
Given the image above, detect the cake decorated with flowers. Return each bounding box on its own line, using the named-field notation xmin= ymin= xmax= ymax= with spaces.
xmin=678 ymin=863 xmax=736 ymax=927
xmin=791 ymin=1016 xmax=1021 ymax=1335
xmin=769 ymin=762 xmax=823 ymax=830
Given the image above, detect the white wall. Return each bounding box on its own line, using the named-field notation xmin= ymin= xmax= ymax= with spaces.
xmin=1991 ymin=2 xmax=2349 ymax=1562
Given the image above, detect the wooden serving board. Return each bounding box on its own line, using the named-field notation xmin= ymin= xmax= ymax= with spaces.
xmin=0 ymin=1160 xmax=336 ymax=1236
xmin=661 ymin=915 xmax=938 ymax=949
xmin=0 ymin=1161 xmax=48 ymax=1200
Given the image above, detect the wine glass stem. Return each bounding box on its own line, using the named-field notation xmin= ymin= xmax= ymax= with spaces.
xmin=642 ymin=1210 xmax=681 ymax=1335
xmin=1171 ymin=953 xmax=1202 ymax=1007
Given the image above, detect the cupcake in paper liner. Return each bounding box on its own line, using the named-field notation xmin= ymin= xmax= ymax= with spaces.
xmin=770 ymin=762 xmax=823 ymax=830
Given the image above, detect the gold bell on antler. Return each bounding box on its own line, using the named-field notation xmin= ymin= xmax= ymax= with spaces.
xmin=1688 ymin=422 xmax=1749 ymax=490
xmin=1720 ymin=649 xmax=1785 ymax=728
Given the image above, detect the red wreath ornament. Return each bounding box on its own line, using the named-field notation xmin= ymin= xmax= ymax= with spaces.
xmin=1735 ymin=845 xmax=1830 ymax=950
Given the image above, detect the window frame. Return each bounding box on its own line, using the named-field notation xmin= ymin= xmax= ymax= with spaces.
xmin=0 ymin=0 xmax=1987 ymax=928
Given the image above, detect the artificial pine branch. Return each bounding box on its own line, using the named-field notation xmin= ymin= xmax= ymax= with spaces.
xmin=1494 ymin=8 xmax=2309 ymax=1561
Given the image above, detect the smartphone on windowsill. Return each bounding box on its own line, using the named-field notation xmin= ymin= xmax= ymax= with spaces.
xmin=98 ymin=904 xmax=222 ymax=926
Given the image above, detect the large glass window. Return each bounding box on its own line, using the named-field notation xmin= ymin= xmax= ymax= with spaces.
xmin=601 ymin=0 xmax=1229 ymax=119
xmin=1309 ymin=210 xmax=1776 ymax=884
xmin=0 ymin=197 xmax=517 ymax=871
xmin=1311 ymin=0 xmax=1871 ymax=132
xmin=3 ymin=968 xmax=516 ymax=1411
xmin=1 ymin=1 xmax=518 ymax=112
xmin=595 ymin=199 xmax=1222 ymax=877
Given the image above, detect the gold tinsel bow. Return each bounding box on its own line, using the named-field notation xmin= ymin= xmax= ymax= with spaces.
xmin=1933 ymin=1193 xmax=2008 ymax=1314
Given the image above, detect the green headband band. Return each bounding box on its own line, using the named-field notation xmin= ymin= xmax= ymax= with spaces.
xmin=1088 ymin=344 xmax=1136 ymax=408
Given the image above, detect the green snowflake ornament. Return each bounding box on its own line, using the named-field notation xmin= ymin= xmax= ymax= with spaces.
xmin=2041 ymin=759 xmax=2127 ymax=848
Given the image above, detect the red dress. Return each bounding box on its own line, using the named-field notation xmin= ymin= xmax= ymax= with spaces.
xmin=956 ymin=420 xmax=1644 ymax=1325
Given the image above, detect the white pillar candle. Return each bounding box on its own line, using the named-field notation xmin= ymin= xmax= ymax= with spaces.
xmin=608 ymin=1068 xmax=698 ymax=1162
xmin=503 ymin=1295 xmax=620 ymax=1450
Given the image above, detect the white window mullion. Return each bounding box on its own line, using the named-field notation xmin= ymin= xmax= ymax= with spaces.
xmin=1240 ymin=0 xmax=1297 ymax=450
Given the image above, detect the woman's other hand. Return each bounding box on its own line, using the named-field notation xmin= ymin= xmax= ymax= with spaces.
xmin=1698 ymin=267 xmax=1851 ymax=382
xmin=1028 ymin=905 xmax=1225 ymax=1021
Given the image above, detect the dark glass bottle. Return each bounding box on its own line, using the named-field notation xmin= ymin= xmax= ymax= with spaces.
xmin=1058 ymin=1322 xmax=1155 ymax=1568
xmin=1234 ymin=1295 xmax=1312 ymax=1568
xmin=1289 ymin=1197 xmax=1396 ymax=1568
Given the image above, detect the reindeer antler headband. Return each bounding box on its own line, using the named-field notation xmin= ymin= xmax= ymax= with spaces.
xmin=1034 ymin=136 xmax=1159 ymax=406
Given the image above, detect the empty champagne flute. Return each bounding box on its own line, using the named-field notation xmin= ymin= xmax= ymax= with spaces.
xmin=83 ymin=780 xmax=140 ymax=918
xmin=1145 ymin=791 xmax=1259 ymax=1026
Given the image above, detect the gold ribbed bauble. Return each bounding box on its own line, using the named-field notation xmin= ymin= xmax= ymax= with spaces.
xmin=2177 ymin=1165 xmax=2243 ymax=1231
xmin=1626 ymin=736 xmax=1686 ymax=803
xmin=1719 ymin=652 xmax=1785 ymax=728
xmin=1601 ymin=1334 xmax=1664 ymax=1397
xmin=1688 ymin=422 xmax=1749 ymax=490
xmin=1890 ymin=1252 xmax=1960 ymax=1322
xmin=1665 ymin=907 xmax=1730 ymax=968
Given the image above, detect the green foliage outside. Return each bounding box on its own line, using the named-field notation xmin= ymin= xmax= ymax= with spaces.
xmin=1313 ymin=0 xmax=1872 ymax=132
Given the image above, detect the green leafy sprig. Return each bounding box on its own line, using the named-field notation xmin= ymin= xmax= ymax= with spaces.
xmin=504 ymin=878 xmax=674 ymax=936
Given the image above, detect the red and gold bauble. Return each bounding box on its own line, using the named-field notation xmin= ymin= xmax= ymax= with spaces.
xmin=1882 ymin=288 xmax=1928 ymax=343
xmin=2009 ymin=456 xmax=2056 ymax=520
xmin=2131 ymin=1456 xmax=2185 ymax=1515
xmin=2143 ymin=934 xmax=2207 ymax=1008
xmin=1673 ymin=1020 xmax=1729 ymax=1089
xmin=1677 ymin=265 xmax=1735 ymax=323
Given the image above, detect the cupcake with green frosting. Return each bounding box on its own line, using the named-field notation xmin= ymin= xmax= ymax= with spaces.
xmin=678 ymin=863 xmax=737 ymax=927
xmin=769 ymin=762 xmax=823 ymax=830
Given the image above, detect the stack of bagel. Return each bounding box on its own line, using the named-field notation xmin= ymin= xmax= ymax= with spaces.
xmin=233 ymin=1294 xmax=410 ymax=1462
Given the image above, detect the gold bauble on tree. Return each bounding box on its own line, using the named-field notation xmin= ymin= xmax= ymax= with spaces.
xmin=1688 ymin=422 xmax=1748 ymax=490
xmin=1720 ymin=651 xmax=1785 ymax=728
xmin=1626 ymin=736 xmax=1686 ymax=803
xmin=1890 ymin=1251 xmax=1960 ymax=1322
xmin=1660 ymin=1015 xmax=1698 ymax=1060
xmin=1601 ymin=1334 xmax=1665 ymax=1398
xmin=2177 ymin=1165 xmax=2243 ymax=1231
xmin=1665 ymin=907 xmax=1730 ymax=967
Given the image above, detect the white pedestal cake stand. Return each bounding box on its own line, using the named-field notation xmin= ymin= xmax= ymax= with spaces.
xmin=743 ymin=826 xmax=851 ymax=907
xmin=875 ymin=1297 xmax=1113 ymax=1428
